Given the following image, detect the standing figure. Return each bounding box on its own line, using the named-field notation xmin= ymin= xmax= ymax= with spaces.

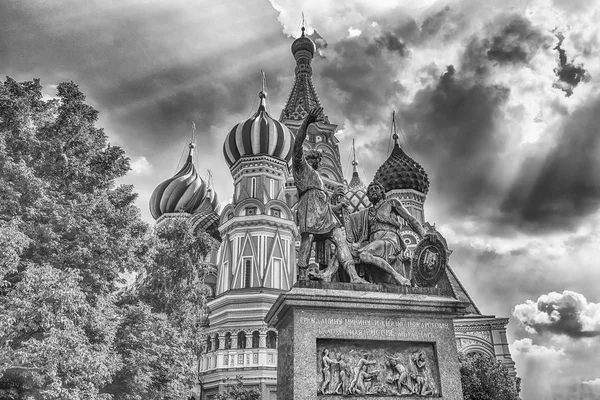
xmin=349 ymin=352 xmax=377 ymax=394
xmin=409 ymin=350 xmax=437 ymax=396
xmin=293 ymin=107 xmax=366 ymax=283
xmin=386 ymin=354 xmax=414 ymax=394
xmin=319 ymin=349 xmax=339 ymax=394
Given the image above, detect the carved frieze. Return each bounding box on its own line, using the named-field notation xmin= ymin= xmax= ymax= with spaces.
xmin=317 ymin=339 xmax=440 ymax=397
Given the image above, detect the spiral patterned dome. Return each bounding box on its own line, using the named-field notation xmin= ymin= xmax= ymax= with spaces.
xmin=149 ymin=146 xmax=219 ymax=219
xmin=291 ymin=27 xmax=315 ymax=56
xmin=373 ymin=141 xmax=429 ymax=195
xmin=223 ymin=91 xmax=294 ymax=168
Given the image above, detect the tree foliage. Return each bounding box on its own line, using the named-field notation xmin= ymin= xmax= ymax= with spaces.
xmin=0 ymin=77 xmax=211 ymax=399
xmin=459 ymin=352 xmax=520 ymax=400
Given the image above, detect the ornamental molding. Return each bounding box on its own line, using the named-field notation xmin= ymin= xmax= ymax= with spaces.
xmin=219 ymin=216 xmax=298 ymax=235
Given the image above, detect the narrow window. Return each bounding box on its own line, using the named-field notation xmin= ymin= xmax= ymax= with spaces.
xmin=238 ymin=331 xmax=246 ymax=349
xmin=267 ymin=331 xmax=277 ymax=349
xmin=252 ymin=331 xmax=260 ymax=348
xmin=224 ymin=332 xmax=232 ymax=350
xmin=270 ymin=178 xmax=275 ymax=199
xmin=245 ymin=259 xmax=252 ymax=288
xmin=251 ymin=177 xmax=257 ymax=198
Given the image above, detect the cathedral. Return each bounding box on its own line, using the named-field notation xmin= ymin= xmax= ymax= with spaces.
xmin=149 ymin=27 xmax=515 ymax=400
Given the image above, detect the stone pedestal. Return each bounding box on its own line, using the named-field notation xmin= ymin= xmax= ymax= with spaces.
xmin=265 ymin=282 xmax=467 ymax=400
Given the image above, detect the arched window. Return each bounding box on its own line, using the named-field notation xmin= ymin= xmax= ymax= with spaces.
xmin=252 ymin=331 xmax=260 ymax=348
xmin=237 ymin=331 xmax=246 ymax=349
xmin=206 ymin=337 xmax=212 ymax=352
xmin=266 ymin=331 xmax=277 ymax=349
xmin=214 ymin=334 xmax=220 ymax=350
xmin=224 ymin=332 xmax=232 ymax=350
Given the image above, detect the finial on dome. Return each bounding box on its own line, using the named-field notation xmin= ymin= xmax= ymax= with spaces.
xmin=391 ymin=111 xmax=399 ymax=145
xmin=301 ymin=12 xmax=306 ymax=37
xmin=258 ymin=70 xmax=268 ymax=110
xmin=351 ymin=138 xmax=358 ymax=171
xmin=187 ymin=123 xmax=197 ymax=160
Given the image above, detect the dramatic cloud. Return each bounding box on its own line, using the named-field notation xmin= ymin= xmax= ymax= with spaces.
xmin=553 ymin=33 xmax=591 ymax=97
xmin=500 ymin=95 xmax=600 ymax=231
xmin=485 ymin=17 xmax=551 ymax=65
xmin=513 ymin=291 xmax=600 ymax=338
xmin=398 ymin=65 xmax=510 ymax=218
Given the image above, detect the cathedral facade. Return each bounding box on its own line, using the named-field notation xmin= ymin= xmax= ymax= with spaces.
xmin=149 ymin=28 xmax=515 ymax=400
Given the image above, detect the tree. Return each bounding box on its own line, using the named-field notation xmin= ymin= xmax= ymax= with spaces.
xmin=215 ymin=376 xmax=261 ymax=400
xmin=107 ymin=218 xmax=213 ymax=399
xmin=459 ymin=352 xmax=520 ymax=400
xmin=0 ymin=77 xmax=151 ymax=399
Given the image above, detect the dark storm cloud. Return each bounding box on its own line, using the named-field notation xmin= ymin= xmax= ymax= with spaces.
xmin=397 ymin=65 xmax=510 ymax=217
xmin=500 ymin=95 xmax=600 ymax=230
xmin=0 ymin=0 xmax=293 ymax=158
xmin=553 ymin=33 xmax=591 ymax=97
xmin=486 ymin=17 xmax=549 ymax=64
xmin=318 ymin=35 xmax=405 ymax=125
xmin=373 ymin=32 xmax=409 ymax=57
xmin=513 ymin=291 xmax=600 ymax=338
xmin=461 ymin=15 xmax=551 ymax=74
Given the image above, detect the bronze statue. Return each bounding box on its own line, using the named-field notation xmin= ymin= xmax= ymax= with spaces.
xmin=346 ymin=181 xmax=434 ymax=285
xmin=293 ymin=107 xmax=366 ymax=283
xmin=313 ymin=181 xmax=434 ymax=285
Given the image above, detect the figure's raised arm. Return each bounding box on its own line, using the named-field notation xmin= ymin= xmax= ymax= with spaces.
xmin=390 ymin=198 xmax=427 ymax=237
xmin=293 ymin=107 xmax=323 ymax=160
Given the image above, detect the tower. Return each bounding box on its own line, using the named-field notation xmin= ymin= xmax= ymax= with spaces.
xmin=199 ymin=81 xmax=297 ymax=400
xmin=280 ymin=25 xmax=344 ymax=209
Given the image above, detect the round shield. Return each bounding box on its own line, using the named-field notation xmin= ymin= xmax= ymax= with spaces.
xmin=412 ymin=236 xmax=447 ymax=287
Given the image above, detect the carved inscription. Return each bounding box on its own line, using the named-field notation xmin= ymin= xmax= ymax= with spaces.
xmin=301 ymin=316 xmax=451 ymax=341
xmin=317 ymin=339 xmax=440 ymax=397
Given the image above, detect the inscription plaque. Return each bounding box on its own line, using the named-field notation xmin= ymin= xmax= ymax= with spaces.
xmin=317 ymin=339 xmax=440 ymax=397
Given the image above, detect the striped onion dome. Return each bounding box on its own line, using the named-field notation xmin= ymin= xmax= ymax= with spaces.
xmin=149 ymin=144 xmax=219 ymax=219
xmin=223 ymin=91 xmax=294 ymax=168
xmin=373 ymin=136 xmax=429 ymax=195
xmin=345 ymin=146 xmax=371 ymax=213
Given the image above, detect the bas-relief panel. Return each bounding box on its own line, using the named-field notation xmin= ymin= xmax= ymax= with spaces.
xmin=317 ymin=339 xmax=440 ymax=397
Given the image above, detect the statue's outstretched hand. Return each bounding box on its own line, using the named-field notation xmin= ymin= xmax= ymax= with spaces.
xmin=305 ymin=107 xmax=323 ymax=125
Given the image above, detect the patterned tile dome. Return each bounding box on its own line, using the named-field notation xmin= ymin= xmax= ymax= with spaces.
xmin=344 ymin=142 xmax=371 ymax=213
xmin=149 ymin=145 xmax=219 ymax=219
xmin=223 ymin=91 xmax=294 ymax=168
xmin=373 ymin=140 xmax=429 ymax=195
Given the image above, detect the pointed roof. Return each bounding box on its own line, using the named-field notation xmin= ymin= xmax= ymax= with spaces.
xmin=345 ymin=139 xmax=371 ymax=213
xmin=280 ymin=24 xmax=328 ymax=123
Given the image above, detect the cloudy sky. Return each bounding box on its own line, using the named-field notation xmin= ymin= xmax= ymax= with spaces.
xmin=2 ymin=0 xmax=600 ymax=398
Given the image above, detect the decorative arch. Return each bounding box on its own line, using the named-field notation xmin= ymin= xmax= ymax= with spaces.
xmin=456 ymin=335 xmax=495 ymax=359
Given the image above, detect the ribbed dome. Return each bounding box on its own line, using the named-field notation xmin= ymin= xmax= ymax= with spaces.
xmin=373 ymin=142 xmax=429 ymax=195
xmin=149 ymin=147 xmax=219 ymax=219
xmin=291 ymin=27 xmax=315 ymax=56
xmin=223 ymin=91 xmax=294 ymax=168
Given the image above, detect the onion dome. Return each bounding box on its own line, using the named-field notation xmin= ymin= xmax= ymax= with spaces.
xmin=191 ymin=211 xmax=221 ymax=241
xmin=149 ymin=143 xmax=219 ymax=219
xmin=345 ymin=140 xmax=371 ymax=213
xmin=373 ymin=134 xmax=429 ymax=195
xmin=291 ymin=26 xmax=315 ymax=56
xmin=223 ymin=90 xmax=294 ymax=168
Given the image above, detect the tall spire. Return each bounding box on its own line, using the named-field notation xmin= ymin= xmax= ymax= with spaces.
xmin=280 ymin=14 xmax=326 ymax=122
xmin=348 ymin=138 xmax=364 ymax=189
